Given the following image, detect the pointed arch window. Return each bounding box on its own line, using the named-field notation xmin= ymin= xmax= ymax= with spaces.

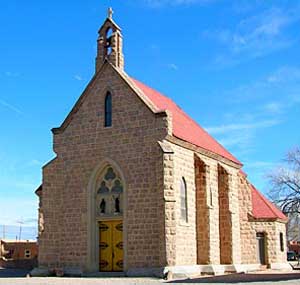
xmin=96 ymin=166 xmax=124 ymax=217
xmin=180 ymin=177 xmax=188 ymax=222
xmin=105 ymin=92 xmax=112 ymax=127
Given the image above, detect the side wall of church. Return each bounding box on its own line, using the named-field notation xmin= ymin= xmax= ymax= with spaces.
xmin=238 ymin=174 xmax=287 ymax=265
xmin=171 ymin=143 xmax=197 ymax=265
xmin=168 ymin=142 xmax=241 ymax=266
xmin=38 ymin=65 xmax=170 ymax=271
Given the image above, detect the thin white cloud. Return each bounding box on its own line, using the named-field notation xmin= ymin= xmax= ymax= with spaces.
xmin=150 ymin=44 xmax=159 ymax=50
xmin=0 ymin=99 xmax=24 ymax=115
xmin=263 ymin=102 xmax=283 ymax=114
xmin=14 ymin=181 xmax=37 ymax=189
xmin=0 ymin=198 xmax=38 ymax=228
xmin=266 ymin=66 xmax=300 ymax=84
xmin=229 ymin=66 xmax=300 ymax=105
xmin=244 ymin=161 xmax=277 ymax=169
xmin=4 ymin=71 xmax=20 ymax=77
xmin=206 ymin=119 xmax=281 ymax=135
xmin=167 ymin=63 xmax=179 ymax=70
xmin=205 ymin=116 xmax=282 ymax=152
xmin=205 ymin=5 xmax=300 ymax=68
xmin=232 ymin=0 xmax=264 ymax=14
xmin=0 ymin=224 xmax=37 ymax=240
xmin=27 ymin=159 xmax=43 ymax=167
xmin=144 ymin=0 xmax=214 ymax=7
xmin=207 ymin=66 xmax=300 ymax=151
xmin=217 ymin=131 xmax=253 ymax=148
xmin=74 ymin=75 xmax=83 ymax=81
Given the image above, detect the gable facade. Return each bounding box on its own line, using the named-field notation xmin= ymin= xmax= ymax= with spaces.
xmin=34 ymin=10 xmax=289 ymax=278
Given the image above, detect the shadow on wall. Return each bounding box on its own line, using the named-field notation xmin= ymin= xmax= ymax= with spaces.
xmin=0 ymin=257 xmax=37 ymax=270
xmin=168 ymin=272 xmax=300 ymax=283
xmin=0 ymin=268 xmax=30 ymax=278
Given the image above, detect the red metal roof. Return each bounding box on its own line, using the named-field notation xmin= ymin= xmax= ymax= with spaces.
xmin=251 ymin=184 xmax=287 ymax=221
xmin=131 ymin=78 xmax=241 ymax=165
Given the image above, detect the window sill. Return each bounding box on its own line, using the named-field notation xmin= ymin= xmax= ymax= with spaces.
xmin=179 ymin=221 xmax=190 ymax=227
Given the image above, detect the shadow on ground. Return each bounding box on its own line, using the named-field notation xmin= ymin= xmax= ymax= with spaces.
xmin=168 ymin=272 xmax=300 ymax=283
xmin=0 ymin=268 xmax=30 ymax=278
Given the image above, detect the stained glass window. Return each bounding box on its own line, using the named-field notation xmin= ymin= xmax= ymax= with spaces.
xmin=112 ymin=180 xmax=123 ymax=193
xmin=97 ymin=166 xmax=123 ymax=216
xmin=105 ymin=167 xmax=116 ymax=180
xmin=98 ymin=181 xmax=109 ymax=194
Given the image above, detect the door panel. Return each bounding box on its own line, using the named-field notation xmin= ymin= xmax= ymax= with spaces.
xmin=99 ymin=220 xmax=123 ymax=272
xmin=99 ymin=221 xmax=113 ymax=271
xmin=112 ymin=221 xmax=123 ymax=271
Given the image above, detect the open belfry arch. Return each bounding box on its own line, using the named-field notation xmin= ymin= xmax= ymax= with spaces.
xmin=34 ymin=8 xmax=289 ymax=278
xmin=96 ymin=8 xmax=124 ymax=72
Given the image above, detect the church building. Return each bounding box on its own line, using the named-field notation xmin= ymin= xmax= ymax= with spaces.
xmin=34 ymin=9 xmax=289 ymax=277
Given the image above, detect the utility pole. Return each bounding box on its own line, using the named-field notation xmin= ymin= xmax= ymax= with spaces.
xmin=17 ymin=220 xmax=24 ymax=241
xmin=2 ymin=225 xmax=5 ymax=239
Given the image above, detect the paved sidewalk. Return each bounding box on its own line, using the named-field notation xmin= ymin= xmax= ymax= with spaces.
xmin=1 ymin=268 xmax=300 ymax=285
xmin=169 ymin=272 xmax=300 ymax=284
xmin=0 ymin=276 xmax=300 ymax=285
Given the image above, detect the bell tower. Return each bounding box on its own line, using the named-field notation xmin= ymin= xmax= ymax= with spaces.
xmin=96 ymin=8 xmax=124 ymax=72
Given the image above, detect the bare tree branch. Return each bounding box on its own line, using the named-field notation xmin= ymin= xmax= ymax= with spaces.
xmin=268 ymin=146 xmax=300 ymax=240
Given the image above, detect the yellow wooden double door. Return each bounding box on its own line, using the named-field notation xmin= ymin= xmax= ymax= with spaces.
xmin=99 ymin=220 xmax=123 ymax=272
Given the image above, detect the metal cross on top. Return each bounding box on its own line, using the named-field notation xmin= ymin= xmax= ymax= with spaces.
xmin=108 ymin=7 xmax=113 ymax=19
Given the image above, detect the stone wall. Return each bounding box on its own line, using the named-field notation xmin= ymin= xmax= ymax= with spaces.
xmin=168 ymin=142 xmax=241 ymax=266
xmin=159 ymin=141 xmax=176 ymax=267
xmin=39 ymin=157 xmax=64 ymax=268
xmin=273 ymin=222 xmax=287 ymax=263
xmin=238 ymin=174 xmax=287 ymax=266
xmin=39 ymin=63 xmax=169 ymax=272
xmin=238 ymin=174 xmax=256 ymax=264
xmin=250 ymin=221 xmax=287 ymax=265
xmin=171 ymin=143 xmax=197 ymax=266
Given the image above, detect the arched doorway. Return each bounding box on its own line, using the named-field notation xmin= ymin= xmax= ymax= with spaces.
xmin=87 ymin=160 xmax=126 ymax=272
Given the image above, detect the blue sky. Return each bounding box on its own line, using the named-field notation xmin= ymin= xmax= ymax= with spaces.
xmin=0 ymin=0 xmax=300 ymax=239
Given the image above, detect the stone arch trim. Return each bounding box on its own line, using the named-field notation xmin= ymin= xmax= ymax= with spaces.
xmin=86 ymin=158 xmax=128 ymax=272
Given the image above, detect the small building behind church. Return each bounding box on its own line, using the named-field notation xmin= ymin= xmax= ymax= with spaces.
xmin=0 ymin=239 xmax=38 ymax=269
xmin=33 ymin=9 xmax=289 ymax=277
